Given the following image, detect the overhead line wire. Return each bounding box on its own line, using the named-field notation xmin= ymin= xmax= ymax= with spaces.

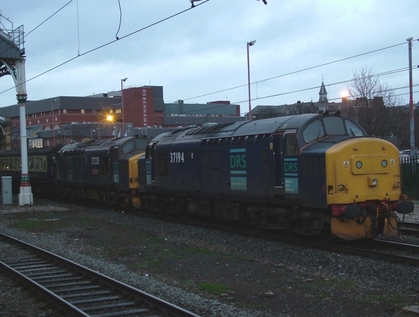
xmin=26 ymin=0 xmax=74 ymax=38
xmin=184 ymin=41 xmax=409 ymax=102
xmin=0 ymin=0 xmax=209 ymax=96
xmin=233 ymin=65 xmax=419 ymax=104
xmin=0 ymin=1 xmax=74 ymax=57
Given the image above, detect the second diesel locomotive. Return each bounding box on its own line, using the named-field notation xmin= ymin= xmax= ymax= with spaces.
xmin=55 ymin=136 xmax=148 ymax=208
xmin=138 ymin=112 xmax=414 ymax=240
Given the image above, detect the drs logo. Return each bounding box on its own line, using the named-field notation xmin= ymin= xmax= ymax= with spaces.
xmin=284 ymin=161 xmax=298 ymax=173
xmin=229 ymin=148 xmax=246 ymax=169
xmin=229 ymin=148 xmax=247 ymax=191
xmin=284 ymin=157 xmax=298 ymax=194
xmin=230 ymin=154 xmax=246 ymax=169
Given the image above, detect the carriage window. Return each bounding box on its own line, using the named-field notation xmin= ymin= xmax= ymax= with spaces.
xmin=12 ymin=158 xmax=20 ymax=170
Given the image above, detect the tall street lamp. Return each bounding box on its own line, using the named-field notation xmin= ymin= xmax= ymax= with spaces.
xmin=51 ymin=99 xmax=56 ymax=146
xmin=247 ymin=40 xmax=256 ymax=121
xmin=407 ymin=37 xmax=415 ymax=158
xmin=121 ymin=77 xmax=128 ymax=136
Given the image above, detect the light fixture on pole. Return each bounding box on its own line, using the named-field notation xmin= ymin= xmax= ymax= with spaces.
xmin=407 ymin=37 xmax=415 ymax=158
xmin=247 ymin=40 xmax=256 ymax=121
xmin=121 ymin=77 xmax=128 ymax=137
xmin=51 ymin=99 xmax=56 ymax=146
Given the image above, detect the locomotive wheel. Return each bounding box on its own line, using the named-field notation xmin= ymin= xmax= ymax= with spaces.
xmin=318 ymin=223 xmax=333 ymax=242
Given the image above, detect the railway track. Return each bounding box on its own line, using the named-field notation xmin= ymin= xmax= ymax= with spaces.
xmin=0 ymin=233 xmax=200 ymax=317
xmin=330 ymin=240 xmax=419 ymax=267
xmin=400 ymin=221 xmax=419 ymax=236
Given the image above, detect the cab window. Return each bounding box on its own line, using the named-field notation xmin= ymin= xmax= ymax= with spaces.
xmin=285 ymin=134 xmax=298 ymax=155
xmin=303 ymin=120 xmax=324 ymax=143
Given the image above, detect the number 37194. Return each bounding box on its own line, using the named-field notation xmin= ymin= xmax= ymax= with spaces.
xmin=170 ymin=152 xmax=185 ymax=163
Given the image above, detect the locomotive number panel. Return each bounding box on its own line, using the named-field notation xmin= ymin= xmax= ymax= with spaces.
xmin=170 ymin=152 xmax=185 ymax=163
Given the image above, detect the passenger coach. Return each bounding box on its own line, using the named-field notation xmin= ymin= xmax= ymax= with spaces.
xmin=0 ymin=146 xmax=61 ymax=194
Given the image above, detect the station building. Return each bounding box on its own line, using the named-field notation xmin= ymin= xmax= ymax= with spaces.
xmin=0 ymin=85 xmax=244 ymax=150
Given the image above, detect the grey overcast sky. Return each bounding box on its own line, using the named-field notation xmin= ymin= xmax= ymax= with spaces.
xmin=0 ymin=0 xmax=418 ymax=115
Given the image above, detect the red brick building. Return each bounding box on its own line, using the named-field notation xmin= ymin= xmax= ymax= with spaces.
xmin=123 ymin=86 xmax=163 ymax=128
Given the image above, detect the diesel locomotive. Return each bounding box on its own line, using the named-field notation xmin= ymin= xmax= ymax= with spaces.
xmin=138 ymin=112 xmax=414 ymax=240
xmin=0 ymin=112 xmax=414 ymax=241
xmin=0 ymin=136 xmax=148 ymax=208
xmin=55 ymin=136 xmax=148 ymax=208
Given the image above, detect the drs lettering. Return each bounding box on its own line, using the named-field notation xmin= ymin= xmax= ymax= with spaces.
xmin=284 ymin=161 xmax=298 ymax=173
xmin=230 ymin=154 xmax=246 ymax=169
xmin=170 ymin=152 xmax=184 ymax=163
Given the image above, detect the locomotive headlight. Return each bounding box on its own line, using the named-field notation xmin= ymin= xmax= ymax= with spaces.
xmin=368 ymin=177 xmax=378 ymax=187
xmin=338 ymin=184 xmax=346 ymax=191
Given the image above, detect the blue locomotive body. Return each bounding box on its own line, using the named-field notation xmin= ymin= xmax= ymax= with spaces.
xmin=56 ymin=136 xmax=148 ymax=207
xmin=139 ymin=113 xmax=413 ymax=240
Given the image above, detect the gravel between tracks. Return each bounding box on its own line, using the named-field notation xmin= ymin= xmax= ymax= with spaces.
xmin=0 ymin=200 xmax=418 ymax=317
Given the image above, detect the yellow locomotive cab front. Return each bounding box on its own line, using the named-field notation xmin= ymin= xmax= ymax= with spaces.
xmin=128 ymin=152 xmax=145 ymax=209
xmin=325 ymin=138 xmax=412 ymax=240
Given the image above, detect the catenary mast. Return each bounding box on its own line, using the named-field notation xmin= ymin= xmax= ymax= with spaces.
xmin=0 ymin=14 xmax=33 ymax=205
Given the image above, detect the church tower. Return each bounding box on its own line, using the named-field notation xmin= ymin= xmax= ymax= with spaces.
xmin=318 ymin=80 xmax=328 ymax=103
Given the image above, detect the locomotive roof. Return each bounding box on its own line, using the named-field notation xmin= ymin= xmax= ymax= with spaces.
xmin=58 ymin=136 xmax=145 ymax=153
xmin=159 ymin=113 xmax=320 ymax=141
xmin=0 ymin=146 xmax=62 ymax=157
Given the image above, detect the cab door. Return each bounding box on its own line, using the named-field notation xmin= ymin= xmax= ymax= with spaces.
xmin=282 ymin=132 xmax=299 ymax=195
xmin=273 ymin=133 xmax=283 ymax=188
xmin=110 ymin=146 xmax=120 ymax=183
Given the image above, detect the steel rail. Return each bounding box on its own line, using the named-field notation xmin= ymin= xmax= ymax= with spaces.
xmin=0 ymin=233 xmax=201 ymax=317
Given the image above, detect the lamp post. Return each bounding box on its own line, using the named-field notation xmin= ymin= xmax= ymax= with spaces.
xmin=52 ymin=99 xmax=56 ymax=146
xmin=340 ymin=90 xmax=348 ymax=116
xmin=121 ymin=77 xmax=128 ymax=137
xmin=407 ymin=37 xmax=415 ymax=159
xmin=247 ymin=40 xmax=256 ymax=121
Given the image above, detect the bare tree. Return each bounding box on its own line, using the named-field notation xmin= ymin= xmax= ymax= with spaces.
xmin=347 ymin=68 xmax=402 ymax=138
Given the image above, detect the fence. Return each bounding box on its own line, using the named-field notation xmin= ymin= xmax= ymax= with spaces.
xmin=400 ymin=159 xmax=419 ymax=199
